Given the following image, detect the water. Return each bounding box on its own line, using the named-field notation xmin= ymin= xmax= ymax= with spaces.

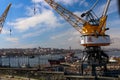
xmin=0 ymin=54 xmax=64 ymax=68
xmin=0 ymin=51 xmax=119 ymax=68
xmin=106 ymin=51 xmax=120 ymax=57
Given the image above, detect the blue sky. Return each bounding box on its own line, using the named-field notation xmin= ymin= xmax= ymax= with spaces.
xmin=0 ymin=0 xmax=120 ymax=49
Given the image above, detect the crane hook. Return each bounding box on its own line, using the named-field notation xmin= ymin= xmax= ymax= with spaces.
xmin=34 ymin=0 xmax=36 ymax=15
xmin=10 ymin=29 xmax=12 ymax=36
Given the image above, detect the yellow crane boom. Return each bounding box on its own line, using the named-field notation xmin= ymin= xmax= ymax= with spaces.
xmin=45 ymin=0 xmax=113 ymax=74
xmin=45 ymin=0 xmax=111 ymax=36
xmin=45 ymin=0 xmax=86 ymax=33
xmin=45 ymin=0 xmax=111 ymax=47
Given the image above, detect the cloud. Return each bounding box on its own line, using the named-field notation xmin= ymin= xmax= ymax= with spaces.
xmin=106 ymin=19 xmax=120 ymax=49
xmin=79 ymin=0 xmax=89 ymax=7
xmin=74 ymin=11 xmax=82 ymax=16
xmin=2 ymin=29 xmax=10 ymax=34
xmin=32 ymin=0 xmax=80 ymax=5
xmin=8 ymin=9 xmax=62 ymax=32
xmin=106 ymin=37 xmax=120 ymax=49
xmin=55 ymin=0 xmax=78 ymax=5
xmin=8 ymin=0 xmax=87 ymax=33
xmin=30 ymin=0 xmax=52 ymax=15
xmin=108 ymin=18 xmax=120 ymax=28
xmin=22 ymin=28 xmax=46 ymax=38
xmin=96 ymin=0 xmax=117 ymax=17
xmin=4 ymin=0 xmax=119 ymax=49
xmin=12 ymin=42 xmax=39 ymax=48
xmin=108 ymin=0 xmax=117 ymax=14
xmin=32 ymin=0 xmax=43 ymax=3
xmin=51 ymin=29 xmax=79 ymax=40
xmin=50 ymin=29 xmax=83 ymax=49
xmin=32 ymin=0 xmax=79 ymax=5
xmin=5 ymin=37 xmax=19 ymax=43
xmin=12 ymin=3 xmax=23 ymax=9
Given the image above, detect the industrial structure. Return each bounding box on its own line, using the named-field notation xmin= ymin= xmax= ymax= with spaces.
xmin=0 ymin=4 xmax=11 ymax=33
xmin=45 ymin=0 xmax=112 ymax=76
xmin=1 ymin=1 xmax=120 ymax=80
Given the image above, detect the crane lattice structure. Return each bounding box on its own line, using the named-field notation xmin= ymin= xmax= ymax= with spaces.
xmin=0 ymin=4 xmax=11 ymax=33
xmin=45 ymin=0 xmax=111 ymax=76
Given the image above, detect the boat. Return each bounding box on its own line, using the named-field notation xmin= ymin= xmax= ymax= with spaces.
xmin=29 ymin=55 xmax=35 ymax=58
xmin=48 ymin=53 xmax=79 ymax=66
xmin=109 ymin=57 xmax=116 ymax=63
xmin=21 ymin=64 xmax=30 ymax=68
xmin=48 ymin=57 xmax=65 ymax=65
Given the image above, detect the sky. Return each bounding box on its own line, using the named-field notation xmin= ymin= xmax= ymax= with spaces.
xmin=0 ymin=0 xmax=120 ymax=49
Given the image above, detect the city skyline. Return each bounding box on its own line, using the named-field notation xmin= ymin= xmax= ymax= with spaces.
xmin=0 ymin=0 xmax=120 ymax=49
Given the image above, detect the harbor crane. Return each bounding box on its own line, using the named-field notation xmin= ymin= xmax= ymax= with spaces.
xmin=0 ymin=3 xmax=11 ymax=33
xmin=45 ymin=0 xmax=113 ymax=76
xmin=118 ymin=0 xmax=120 ymax=14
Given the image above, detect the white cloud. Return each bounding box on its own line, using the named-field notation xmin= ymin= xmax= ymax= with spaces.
xmin=50 ymin=29 xmax=82 ymax=49
xmin=108 ymin=19 xmax=120 ymax=28
xmin=32 ymin=0 xmax=43 ymax=3
xmin=32 ymin=0 xmax=79 ymax=5
xmin=2 ymin=29 xmax=10 ymax=34
xmin=106 ymin=19 xmax=120 ymax=49
xmin=106 ymin=37 xmax=120 ymax=49
xmin=55 ymin=0 xmax=78 ymax=5
xmin=8 ymin=9 xmax=62 ymax=32
xmin=25 ymin=4 xmax=43 ymax=16
xmin=74 ymin=11 xmax=82 ymax=16
xmin=22 ymin=28 xmax=46 ymax=38
xmin=79 ymin=0 xmax=89 ymax=7
xmin=5 ymin=0 xmax=119 ymax=49
xmin=51 ymin=29 xmax=80 ymax=40
xmin=12 ymin=3 xmax=23 ymax=9
xmin=13 ymin=43 xmax=39 ymax=48
xmin=30 ymin=0 xmax=51 ymax=15
xmin=6 ymin=37 xmax=19 ymax=43
xmin=108 ymin=0 xmax=117 ymax=14
xmin=96 ymin=0 xmax=117 ymax=17
xmin=10 ymin=0 xmax=86 ymax=33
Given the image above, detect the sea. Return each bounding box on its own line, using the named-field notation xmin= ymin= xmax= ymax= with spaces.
xmin=0 ymin=51 xmax=119 ymax=68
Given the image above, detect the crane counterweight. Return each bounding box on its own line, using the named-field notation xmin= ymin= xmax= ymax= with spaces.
xmin=45 ymin=0 xmax=112 ymax=76
xmin=81 ymin=35 xmax=110 ymax=46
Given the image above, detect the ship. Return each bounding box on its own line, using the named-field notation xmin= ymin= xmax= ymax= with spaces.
xmin=48 ymin=56 xmax=65 ymax=65
xmin=48 ymin=53 xmax=79 ymax=66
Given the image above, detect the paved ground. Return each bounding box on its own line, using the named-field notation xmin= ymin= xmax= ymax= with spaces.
xmin=0 ymin=75 xmax=37 ymax=80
